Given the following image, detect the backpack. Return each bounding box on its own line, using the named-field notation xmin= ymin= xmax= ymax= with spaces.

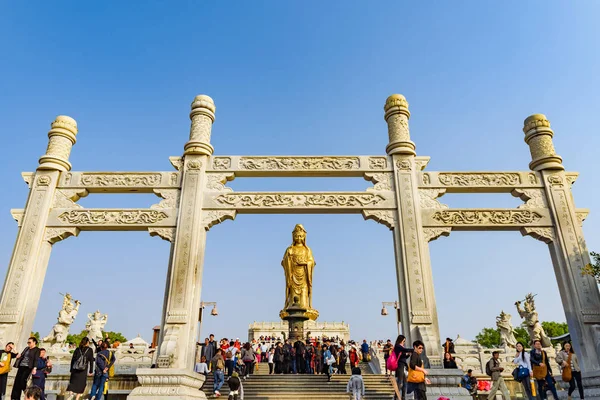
xmin=73 ymin=348 xmax=89 ymax=371
xmin=386 ymin=350 xmax=398 ymax=372
xmin=100 ymin=351 xmax=115 ymax=378
xmin=216 ymin=357 xmax=225 ymax=370
xmin=485 ymin=359 xmax=494 ymax=377
xmin=225 ymin=350 xmax=233 ymax=359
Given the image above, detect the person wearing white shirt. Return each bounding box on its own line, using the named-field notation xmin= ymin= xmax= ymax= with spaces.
xmin=260 ymin=343 xmax=269 ymax=363
xmin=226 ymin=346 xmax=238 ymax=377
xmin=513 ymin=342 xmax=534 ymax=400
xmin=194 ymin=356 xmax=210 ymax=390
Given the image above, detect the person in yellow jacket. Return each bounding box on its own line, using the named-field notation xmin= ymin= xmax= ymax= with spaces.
xmin=0 ymin=342 xmax=17 ymax=398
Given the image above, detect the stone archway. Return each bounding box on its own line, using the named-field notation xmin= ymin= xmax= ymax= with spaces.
xmin=0 ymin=94 xmax=598 ymax=399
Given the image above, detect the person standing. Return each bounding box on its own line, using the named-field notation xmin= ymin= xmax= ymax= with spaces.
xmin=443 ymin=352 xmax=457 ymax=369
xmin=556 ymin=341 xmax=584 ymax=400
xmin=349 ymin=346 xmax=360 ymax=371
xmin=408 ymin=340 xmax=429 ymax=400
xmin=531 ymin=339 xmax=559 ymax=400
xmin=338 ymin=345 xmax=348 ymax=374
xmin=260 ymin=342 xmax=268 ymax=363
xmin=486 ymin=351 xmax=510 ymax=400
xmin=305 ymin=341 xmax=314 ymax=374
xmin=314 ymin=342 xmax=322 ymax=375
xmin=202 ymin=335 xmax=217 ymax=371
xmin=383 ymin=339 xmax=393 ymax=375
xmin=241 ymin=343 xmax=255 ymax=378
xmin=443 ymin=338 xmax=455 ymax=355
xmin=323 ymin=344 xmax=334 ymax=382
xmin=513 ymin=342 xmax=534 ymax=400
xmin=267 ymin=347 xmax=275 ymax=374
xmin=283 ymin=340 xmax=293 ymax=374
xmin=89 ymin=341 xmax=111 ymax=400
xmin=31 ymin=348 xmax=51 ymax=400
xmin=11 ymin=336 xmax=41 ymax=400
xmin=293 ymin=340 xmax=306 ymax=374
xmin=393 ymin=335 xmax=413 ymax=400
xmin=66 ymin=337 xmax=94 ymax=400
xmin=0 ymin=342 xmax=17 ymax=399
xmin=210 ymin=349 xmax=225 ymax=398
xmin=274 ymin=342 xmax=284 ymax=374
xmin=360 ymin=340 xmax=369 ymax=362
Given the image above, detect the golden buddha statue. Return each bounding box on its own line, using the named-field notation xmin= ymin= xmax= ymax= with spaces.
xmin=280 ymin=224 xmax=319 ymax=321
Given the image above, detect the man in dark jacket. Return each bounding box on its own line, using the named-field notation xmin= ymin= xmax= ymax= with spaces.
xmin=293 ymin=340 xmax=306 ymax=374
xmin=530 ymin=339 xmax=559 ymax=400
xmin=338 ymin=345 xmax=348 ymax=374
xmin=360 ymin=340 xmax=369 ymax=362
xmin=11 ymin=336 xmax=41 ymax=400
xmin=89 ymin=341 xmax=112 ymax=400
xmin=31 ymin=348 xmax=51 ymax=400
xmin=283 ymin=340 xmax=293 ymax=374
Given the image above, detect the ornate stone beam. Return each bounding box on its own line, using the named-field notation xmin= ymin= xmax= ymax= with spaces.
xmin=203 ymin=191 xmax=395 ymax=213
xmin=419 ymin=171 xmax=542 ymax=193
xmin=205 ymin=155 xmax=406 ymax=177
xmin=46 ymin=208 xmax=177 ymax=230
xmin=421 ymin=208 xmax=553 ymax=230
xmin=55 ymin=171 xmax=181 ymax=193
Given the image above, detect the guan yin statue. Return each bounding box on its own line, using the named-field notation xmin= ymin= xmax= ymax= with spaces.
xmin=279 ymin=224 xmax=319 ymax=340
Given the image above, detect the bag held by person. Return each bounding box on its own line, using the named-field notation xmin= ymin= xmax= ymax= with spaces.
xmin=532 ymin=351 xmax=548 ymax=380
xmin=386 ymin=350 xmax=398 ymax=372
xmin=73 ymin=348 xmax=88 ymax=371
xmin=561 ymin=353 xmax=573 ymax=382
xmin=407 ymin=365 xmax=425 ymax=383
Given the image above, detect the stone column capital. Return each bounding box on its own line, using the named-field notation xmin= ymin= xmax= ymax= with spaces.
xmin=184 ymin=95 xmax=215 ymax=156
xmin=38 ymin=115 xmax=78 ymax=171
xmin=523 ymin=113 xmax=563 ymax=171
xmin=384 ymin=94 xmax=416 ymax=156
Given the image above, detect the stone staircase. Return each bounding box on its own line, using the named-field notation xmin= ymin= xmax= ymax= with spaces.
xmin=202 ymin=363 xmax=395 ymax=399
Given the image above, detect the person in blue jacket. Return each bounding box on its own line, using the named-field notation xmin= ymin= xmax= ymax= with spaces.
xmin=31 ymin=348 xmax=52 ymax=400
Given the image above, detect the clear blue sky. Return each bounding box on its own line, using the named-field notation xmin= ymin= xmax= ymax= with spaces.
xmin=1 ymin=1 xmax=599 ymax=345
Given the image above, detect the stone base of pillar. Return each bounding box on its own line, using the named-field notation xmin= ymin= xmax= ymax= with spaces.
xmin=425 ymin=369 xmax=472 ymax=399
xmin=557 ymin=370 xmax=600 ymax=399
xmin=128 ymin=368 xmax=207 ymax=399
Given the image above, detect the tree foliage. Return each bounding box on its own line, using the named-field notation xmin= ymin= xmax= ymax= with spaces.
xmin=475 ymin=327 xmax=501 ymax=348
xmin=30 ymin=332 xmax=40 ymax=342
xmin=583 ymin=252 xmax=600 ymax=283
xmin=66 ymin=330 xmax=127 ymax=345
xmin=514 ymin=326 xmax=530 ymax=345
xmin=475 ymin=322 xmax=567 ymax=348
xmin=541 ymin=321 xmax=569 ymax=344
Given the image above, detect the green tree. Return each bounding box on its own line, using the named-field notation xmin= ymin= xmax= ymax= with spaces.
xmin=475 ymin=327 xmax=501 ymax=348
xmin=104 ymin=331 xmax=127 ymax=344
xmin=583 ymin=252 xmax=600 ymax=283
xmin=30 ymin=332 xmax=40 ymax=342
xmin=514 ymin=326 xmax=530 ymax=345
xmin=541 ymin=321 xmax=569 ymax=345
xmin=66 ymin=329 xmax=88 ymax=345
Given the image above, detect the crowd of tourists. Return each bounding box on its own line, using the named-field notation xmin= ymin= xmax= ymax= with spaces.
xmin=0 ymin=335 xmax=116 ymax=400
xmin=196 ymin=334 xmax=371 ymax=398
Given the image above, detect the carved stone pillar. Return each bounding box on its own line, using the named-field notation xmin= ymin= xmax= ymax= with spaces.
xmin=524 ymin=114 xmax=600 ymax=374
xmin=130 ymin=96 xmax=215 ymax=399
xmin=0 ymin=116 xmax=78 ymax=348
xmin=384 ymin=95 xmax=442 ymax=364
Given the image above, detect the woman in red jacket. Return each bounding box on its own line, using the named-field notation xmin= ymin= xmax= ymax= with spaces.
xmin=349 ymin=347 xmax=360 ymax=370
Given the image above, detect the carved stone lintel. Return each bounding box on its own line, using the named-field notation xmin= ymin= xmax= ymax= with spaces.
xmin=368 ymin=157 xmax=387 ymax=170
xmin=53 ymin=188 xmax=88 ymax=209
xmin=80 ymin=173 xmax=162 ymax=187
xmin=362 ymin=210 xmax=396 ymax=230
xmin=418 ymin=189 xmax=448 ymax=210
xmin=151 ymin=189 xmax=181 ymax=210
xmin=57 ymin=210 xmax=169 ymax=225
xmin=169 ymin=156 xmax=184 ymax=171
xmin=213 ymin=193 xmax=387 ymax=208
xmin=364 ymin=172 xmax=394 ymax=192
xmin=239 ymin=156 xmax=360 ymax=171
xmin=202 ymin=210 xmax=237 ymax=231
xmin=148 ymin=227 xmax=176 ymax=242
xmin=45 ymin=227 xmax=80 ymax=244
xmin=423 ymin=227 xmax=451 ymax=242
xmin=205 ymin=173 xmax=235 ymax=192
xmin=10 ymin=209 xmax=25 ymax=227
xmin=438 ymin=172 xmax=521 ymax=186
xmin=512 ymin=188 xmax=546 ymax=209
xmin=212 ymin=157 xmax=231 ymax=170
xmin=431 ymin=210 xmax=543 ymax=225
xmin=521 ymin=227 xmax=555 ymax=244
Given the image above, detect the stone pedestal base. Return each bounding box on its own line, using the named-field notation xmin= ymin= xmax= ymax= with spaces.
xmin=283 ymin=307 xmax=310 ymax=342
xmin=128 ymin=368 xmax=206 ymax=399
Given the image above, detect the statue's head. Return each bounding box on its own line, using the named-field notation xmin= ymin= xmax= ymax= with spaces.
xmin=94 ymin=310 xmax=101 ymax=318
xmin=292 ymin=224 xmax=306 ymax=245
xmin=65 ymin=303 xmax=74 ymax=313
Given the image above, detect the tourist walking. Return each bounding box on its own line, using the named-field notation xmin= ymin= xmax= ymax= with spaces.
xmin=31 ymin=348 xmax=51 ymax=400
xmin=349 ymin=346 xmax=360 ymax=371
xmin=346 ymin=367 xmax=365 ymax=400
xmin=260 ymin=342 xmax=268 ymax=363
xmin=66 ymin=337 xmax=94 ymax=400
xmin=293 ymin=340 xmax=306 ymax=374
xmin=227 ymin=371 xmax=244 ymax=400
xmin=11 ymin=336 xmax=41 ymax=400
xmin=241 ymin=343 xmax=256 ymax=378
xmin=274 ymin=342 xmax=284 ymax=374
xmin=283 ymin=340 xmax=293 ymax=374
xmin=305 ymin=341 xmax=314 ymax=374
xmin=443 ymin=352 xmax=457 ymax=369
xmin=392 ymin=334 xmax=412 ymax=400
xmin=323 ymin=344 xmax=334 ymax=382
xmin=225 ymin=345 xmax=237 ymax=377
xmin=485 ymin=351 xmax=510 ymax=400
xmin=201 ymin=335 xmax=217 ymax=370
xmin=513 ymin=341 xmax=534 ymax=400
xmin=556 ymin=341 xmax=584 ymax=400
xmin=211 ymin=349 xmax=225 ymax=397
xmin=338 ymin=345 xmax=348 ymax=374
xmin=443 ymin=338 xmax=455 ymax=355
xmin=89 ymin=341 xmax=112 ymax=400
xmin=268 ymin=348 xmax=275 ymax=374
xmin=531 ymin=339 xmax=559 ymax=400
xmin=407 ymin=340 xmax=429 ymax=400
xmin=0 ymin=341 xmax=17 ymax=399
xmin=314 ymin=341 xmax=322 ymax=374
xmin=383 ymin=339 xmax=393 ymax=375
xmin=360 ymin=340 xmax=369 ymax=362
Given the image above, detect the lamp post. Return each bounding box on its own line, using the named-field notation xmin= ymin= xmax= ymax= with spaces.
xmin=196 ymin=301 xmax=218 ymax=362
xmin=381 ymin=301 xmax=401 ymax=335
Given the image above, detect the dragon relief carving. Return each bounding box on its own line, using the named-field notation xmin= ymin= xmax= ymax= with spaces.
xmin=80 ymin=173 xmax=162 ymax=187
xmin=205 ymin=173 xmax=234 ymax=191
xmin=512 ymin=188 xmax=546 ymax=209
xmin=431 ymin=210 xmax=543 ymax=225
xmin=57 ymin=210 xmax=168 ymax=225
xmin=151 ymin=189 xmax=180 ymax=210
xmin=362 ymin=210 xmax=397 ymax=230
xmin=364 ymin=173 xmax=394 ymax=192
xmin=438 ymin=173 xmax=521 ymax=186
xmin=418 ymin=189 xmax=448 ymax=210
xmin=202 ymin=210 xmax=237 ymax=231
xmin=422 ymin=227 xmax=452 ymax=242
xmin=238 ymin=157 xmax=360 ymax=171
xmin=213 ymin=193 xmax=386 ymax=208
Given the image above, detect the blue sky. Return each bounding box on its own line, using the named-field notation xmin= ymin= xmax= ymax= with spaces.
xmin=1 ymin=1 xmax=599 ymax=345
